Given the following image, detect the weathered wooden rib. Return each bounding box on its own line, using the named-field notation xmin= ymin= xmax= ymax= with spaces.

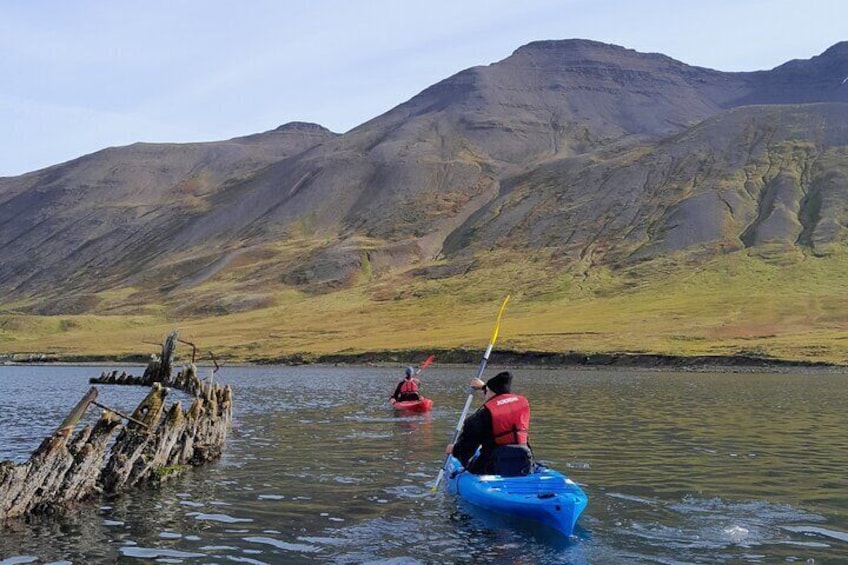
xmin=0 ymin=391 xmax=124 ymax=520
xmin=99 ymin=380 xmax=232 ymax=493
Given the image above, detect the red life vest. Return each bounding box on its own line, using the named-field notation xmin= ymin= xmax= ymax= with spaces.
xmin=399 ymin=379 xmax=419 ymax=394
xmin=485 ymin=394 xmax=530 ymax=446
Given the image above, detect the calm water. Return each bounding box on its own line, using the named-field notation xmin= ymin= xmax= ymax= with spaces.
xmin=1 ymin=364 xmax=847 ymax=564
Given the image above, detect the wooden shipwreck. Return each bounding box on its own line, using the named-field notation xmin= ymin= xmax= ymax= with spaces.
xmin=89 ymin=330 xmax=213 ymax=396
xmin=0 ymin=331 xmax=232 ymax=522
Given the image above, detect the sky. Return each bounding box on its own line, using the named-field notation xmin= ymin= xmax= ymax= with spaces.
xmin=2 ymin=0 xmax=846 ymax=177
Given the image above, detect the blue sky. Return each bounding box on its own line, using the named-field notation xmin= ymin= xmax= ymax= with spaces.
xmin=2 ymin=0 xmax=845 ymax=177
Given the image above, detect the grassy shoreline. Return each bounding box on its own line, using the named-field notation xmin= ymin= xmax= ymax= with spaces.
xmin=2 ymin=348 xmax=843 ymax=374
xmin=4 ymin=247 xmax=848 ymax=368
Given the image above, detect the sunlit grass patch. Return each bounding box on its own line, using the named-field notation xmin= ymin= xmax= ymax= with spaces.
xmin=2 ymin=245 xmax=848 ymax=364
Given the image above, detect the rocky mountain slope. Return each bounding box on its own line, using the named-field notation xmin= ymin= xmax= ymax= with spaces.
xmin=2 ymin=39 xmax=848 ymax=361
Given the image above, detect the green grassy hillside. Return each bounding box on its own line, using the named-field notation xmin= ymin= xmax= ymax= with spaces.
xmin=2 ymin=245 xmax=847 ymax=365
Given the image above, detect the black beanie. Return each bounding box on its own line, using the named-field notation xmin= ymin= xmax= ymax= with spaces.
xmin=485 ymin=371 xmax=512 ymax=394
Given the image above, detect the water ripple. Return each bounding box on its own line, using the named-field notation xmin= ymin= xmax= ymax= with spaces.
xmin=243 ymin=536 xmax=322 ymax=553
xmin=189 ymin=512 xmax=254 ymax=523
xmin=784 ymin=524 xmax=848 ymax=543
xmin=119 ymin=546 xmax=207 ymax=559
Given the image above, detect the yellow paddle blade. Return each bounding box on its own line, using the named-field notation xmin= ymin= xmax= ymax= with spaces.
xmin=489 ymin=295 xmax=510 ymax=346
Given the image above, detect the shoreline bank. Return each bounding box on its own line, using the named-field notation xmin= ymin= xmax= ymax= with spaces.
xmin=2 ymin=349 xmax=844 ymax=373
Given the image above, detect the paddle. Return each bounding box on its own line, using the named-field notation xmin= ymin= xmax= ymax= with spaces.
xmin=431 ymin=295 xmax=510 ymax=492
xmin=413 ymin=354 xmax=435 ymax=398
xmin=416 ymin=354 xmax=436 ymax=376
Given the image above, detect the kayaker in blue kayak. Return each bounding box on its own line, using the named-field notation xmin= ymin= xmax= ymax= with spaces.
xmin=446 ymin=371 xmax=534 ymax=476
xmin=392 ymin=366 xmax=422 ymax=402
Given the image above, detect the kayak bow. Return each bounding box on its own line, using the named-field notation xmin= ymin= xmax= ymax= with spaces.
xmin=390 ymin=397 xmax=433 ymax=413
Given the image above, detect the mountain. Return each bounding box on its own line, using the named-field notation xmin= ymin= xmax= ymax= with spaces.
xmin=2 ymin=39 xmax=848 ymax=363
xmin=0 ymin=122 xmax=336 ymax=310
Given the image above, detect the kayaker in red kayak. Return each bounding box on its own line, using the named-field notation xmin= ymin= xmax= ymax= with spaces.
xmin=391 ymin=366 xmax=422 ymax=402
xmin=446 ymin=371 xmax=534 ymax=476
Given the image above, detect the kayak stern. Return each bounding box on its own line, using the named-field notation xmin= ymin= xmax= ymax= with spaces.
xmin=444 ymin=455 xmax=587 ymax=537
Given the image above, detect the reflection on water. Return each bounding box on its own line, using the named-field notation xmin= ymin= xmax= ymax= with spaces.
xmin=1 ymin=365 xmax=848 ymax=563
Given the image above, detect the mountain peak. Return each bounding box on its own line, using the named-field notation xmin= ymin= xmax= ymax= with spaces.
xmin=516 ymin=38 xmax=618 ymax=52
xmin=271 ymin=122 xmax=334 ymax=135
xmin=508 ymin=38 xmax=681 ymax=69
xmin=820 ymin=41 xmax=848 ymax=58
xmin=232 ymin=121 xmax=338 ymax=144
xmin=513 ymin=38 xmax=639 ymax=59
xmin=771 ymin=41 xmax=848 ymax=73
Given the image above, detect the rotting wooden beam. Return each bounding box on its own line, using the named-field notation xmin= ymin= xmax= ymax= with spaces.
xmin=56 ymin=387 xmax=98 ymax=439
xmin=90 ymin=400 xmax=148 ymax=429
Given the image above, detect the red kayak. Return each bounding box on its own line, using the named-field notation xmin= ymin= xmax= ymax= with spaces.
xmin=390 ymin=397 xmax=433 ymax=413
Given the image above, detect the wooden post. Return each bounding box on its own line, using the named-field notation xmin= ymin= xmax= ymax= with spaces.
xmin=160 ymin=330 xmax=179 ymax=382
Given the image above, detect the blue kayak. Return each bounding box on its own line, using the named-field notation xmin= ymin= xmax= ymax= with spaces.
xmin=444 ymin=455 xmax=588 ymax=537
